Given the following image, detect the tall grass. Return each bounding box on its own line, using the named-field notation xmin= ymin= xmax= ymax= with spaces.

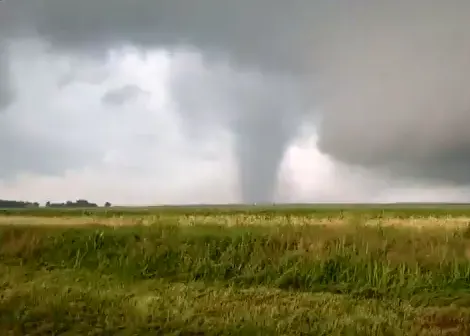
xmin=2 ymin=216 xmax=470 ymax=334
xmin=2 ymin=222 xmax=470 ymax=299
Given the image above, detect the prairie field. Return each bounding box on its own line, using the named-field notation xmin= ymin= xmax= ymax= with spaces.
xmin=2 ymin=205 xmax=470 ymax=335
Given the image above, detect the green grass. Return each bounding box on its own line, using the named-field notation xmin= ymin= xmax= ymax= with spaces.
xmin=2 ymin=213 xmax=470 ymax=334
xmin=0 ymin=267 xmax=427 ymax=335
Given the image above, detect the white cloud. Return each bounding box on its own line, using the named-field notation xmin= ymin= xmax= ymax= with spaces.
xmin=0 ymin=40 xmax=241 ymax=205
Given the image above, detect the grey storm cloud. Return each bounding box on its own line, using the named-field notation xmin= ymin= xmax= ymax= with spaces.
xmin=0 ymin=109 xmax=103 ymax=180
xmin=0 ymin=55 xmax=12 ymax=110
xmin=101 ymin=85 xmax=149 ymax=106
xmin=2 ymin=0 xmax=470 ymax=201
xmin=0 ymin=40 xmax=13 ymax=110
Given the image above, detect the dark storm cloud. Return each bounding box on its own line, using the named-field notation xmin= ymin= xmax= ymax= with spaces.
xmin=2 ymin=0 xmax=470 ymax=199
xmin=314 ymin=2 xmax=470 ymax=183
xmin=11 ymin=0 xmax=322 ymax=73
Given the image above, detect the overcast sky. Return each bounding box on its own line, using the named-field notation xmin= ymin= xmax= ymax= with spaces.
xmin=1 ymin=1 xmax=470 ymax=205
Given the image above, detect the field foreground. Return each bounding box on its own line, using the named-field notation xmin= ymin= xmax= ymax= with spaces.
xmin=2 ymin=207 xmax=470 ymax=335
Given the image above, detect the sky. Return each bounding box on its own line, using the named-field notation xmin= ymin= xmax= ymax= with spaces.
xmin=1 ymin=1 xmax=470 ymax=205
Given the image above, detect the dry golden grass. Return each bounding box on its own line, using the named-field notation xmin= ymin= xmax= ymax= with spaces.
xmin=0 ymin=215 xmax=139 ymax=227
xmin=0 ymin=214 xmax=469 ymax=229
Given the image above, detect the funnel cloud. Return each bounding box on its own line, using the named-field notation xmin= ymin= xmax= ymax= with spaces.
xmin=168 ymin=55 xmax=308 ymax=202
xmin=1 ymin=1 xmax=470 ymax=202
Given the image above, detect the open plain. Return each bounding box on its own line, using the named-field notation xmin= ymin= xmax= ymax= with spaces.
xmin=2 ymin=205 xmax=470 ymax=335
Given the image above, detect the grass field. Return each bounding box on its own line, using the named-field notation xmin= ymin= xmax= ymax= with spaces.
xmin=2 ymin=205 xmax=470 ymax=335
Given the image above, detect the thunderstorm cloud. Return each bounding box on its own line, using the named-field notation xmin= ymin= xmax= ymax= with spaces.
xmin=1 ymin=0 xmax=470 ymax=203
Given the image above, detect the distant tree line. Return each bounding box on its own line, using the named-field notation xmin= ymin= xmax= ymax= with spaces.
xmin=0 ymin=199 xmax=112 ymax=208
xmin=0 ymin=199 xmax=40 ymax=208
xmin=46 ymin=199 xmax=99 ymax=208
